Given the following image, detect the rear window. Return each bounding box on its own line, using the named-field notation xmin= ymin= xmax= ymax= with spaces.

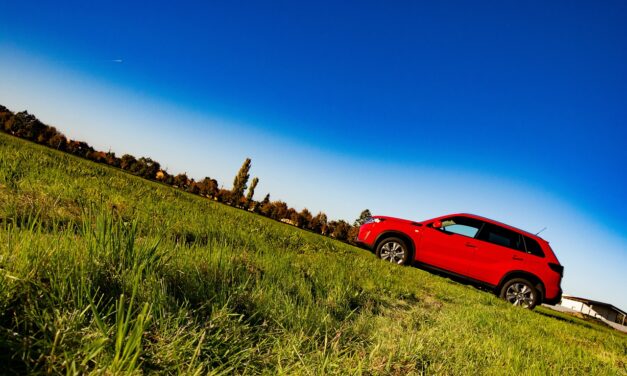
xmin=523 ymin=236 xmax=545 ymax=257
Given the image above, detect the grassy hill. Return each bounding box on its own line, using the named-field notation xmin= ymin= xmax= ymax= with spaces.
xmin=0 ymin=132 xmax=625 ymax=375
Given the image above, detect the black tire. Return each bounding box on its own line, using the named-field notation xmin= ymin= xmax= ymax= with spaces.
xmin=375 ymin=237 xmax=411 ymax=265
xmin=500 ymin=278 xmax=539 ymax=309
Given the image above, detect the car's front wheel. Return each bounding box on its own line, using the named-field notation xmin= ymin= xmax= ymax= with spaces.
xmin=376 ymin=237 xmax=411 ymax=265
xmin=500 ymin=278 xmax=539 ymax=309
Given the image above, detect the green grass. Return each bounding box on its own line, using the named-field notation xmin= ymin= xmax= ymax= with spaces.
xmin=1 ymin=132 xmax=625 ymax=375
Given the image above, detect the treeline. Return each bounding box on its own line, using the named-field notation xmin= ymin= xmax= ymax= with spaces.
xmin=0 ymin=105 xmax=371 ymax=243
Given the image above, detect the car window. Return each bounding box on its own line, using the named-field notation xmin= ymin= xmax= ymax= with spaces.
xmin=440 ymin=217 xmax=483 ymax=238
xmin=523 ymin=236 xmax=545 ymax=257
xmin=476 ymin=223 xmax=524 ymax=251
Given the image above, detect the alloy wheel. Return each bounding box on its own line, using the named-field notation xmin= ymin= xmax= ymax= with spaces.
xmin=505 ymin=282 xmax=535 ymax=308
xmin=379 ymin=241 xmax=406 ymax=264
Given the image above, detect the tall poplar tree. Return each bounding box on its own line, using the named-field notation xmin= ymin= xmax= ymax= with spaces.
xmin=231 ymin=158 xmax=251 ymax=201
xmin=246 ymin=177 xmax=259 ymax=201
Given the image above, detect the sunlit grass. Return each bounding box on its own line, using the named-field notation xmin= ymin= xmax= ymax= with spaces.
xmin=1 ymin=132 xmax=625 ymax=374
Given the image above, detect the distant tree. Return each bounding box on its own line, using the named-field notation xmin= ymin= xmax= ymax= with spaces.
xmin=310 ymin=212 xmax=328 ymax=234
xmin=246 ymin=177 xmax=259 ymax=202
xmin=260 ymin=194 xmax=273 ymax=216
xmin=286 ymin=208 xmax=297 ymax=223
xmin=186 ymin=180 xmax=200 ymax=195
xmin=120 ymin=154 xmax=138 ymax=171
xmin=0 ymin=106 xmax=10 ymax=123
xmin=173 ymin=173 xmax=189 ymax=189
xmin=105 ymin=151 xmax=120 ymax=167
xmin=330 ymin=220 xmax=351 ymax=241
xmin=87 ymin=151 xmax=107 ymax=163
xmin=271 ymin=201 xmax=288 ymax=220
xmin=300 ymin=208 xmax=313 ymax=230
xmin=216 ymin=189 xmax=232 ymax=203
xmin=163 ymin=172 xmax=174 ymax=186
xmin=2 ymin=115 xmax=15 ymax=133
xmin=48 ymin=134 xmax=67 ymax=151
xmin=261 ymin=193 xmax=270 ymax=205
xmin=290 ymin=210 xmax=304 ymax=227
xmin=66 ymin=140 xmax=94 ymax=158
xmin=231 ymin=158 xmax=251 ymax=202
xmin=354 ymin=209 xmax=372 ymax=226
xmin=135 ymin=157 xmax=161 ymax=179
xmin=237 ymin=196 xmax=248 ymax=208
xmin=36 ymin=125 xmax=59 ymax=145
xmin=347 ymin=226 xmax=359 ymax=245
xmin=10 ymin=111 xmax=47 ymax=141
xmin=198 ymin=177 xmax=219 ymax=198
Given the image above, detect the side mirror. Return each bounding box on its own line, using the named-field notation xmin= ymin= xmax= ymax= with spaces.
xmin=432 ymin=220 xmax=442 ymax=229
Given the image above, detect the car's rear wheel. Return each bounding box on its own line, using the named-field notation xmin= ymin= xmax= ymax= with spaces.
xmin=500 ymin=278 xmax=539 ymax=309
xmin=376 ymin=237 xmax=411 ymax=265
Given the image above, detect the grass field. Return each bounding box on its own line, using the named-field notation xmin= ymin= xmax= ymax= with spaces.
xmin=1 ymin=132 xmax=625 ymax=375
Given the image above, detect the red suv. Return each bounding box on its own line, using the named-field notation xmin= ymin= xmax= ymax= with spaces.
xmin=357 ymin=213 xmax=563 ymax=309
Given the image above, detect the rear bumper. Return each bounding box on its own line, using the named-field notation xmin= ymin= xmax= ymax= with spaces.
xmin=543 ymin=287 xmax=563 ymax=305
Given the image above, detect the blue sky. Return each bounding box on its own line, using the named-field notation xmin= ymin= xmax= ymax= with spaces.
xmin=1 ymin=1 xmax=626 ymax=309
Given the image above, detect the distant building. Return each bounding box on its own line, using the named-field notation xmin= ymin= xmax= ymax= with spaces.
xmin=560 ymin=296 xmax=626 ymax=325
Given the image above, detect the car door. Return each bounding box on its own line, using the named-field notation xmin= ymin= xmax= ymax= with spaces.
xmin=416 ymin=216 xmax=483 ymax=275
xmin=468 ymin=222 xmax=525 ymax=285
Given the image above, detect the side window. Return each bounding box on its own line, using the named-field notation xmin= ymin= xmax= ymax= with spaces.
xmin=476 ymin=223 xmax=524 ymax=251
xmin=439 ymin=217 xmax=483 ymax=238
xmin=523 ymin=236 xmax=545 ymax=257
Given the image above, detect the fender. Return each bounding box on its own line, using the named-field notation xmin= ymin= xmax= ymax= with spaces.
xmin=373 ymin=230 xmax=417 ymax=257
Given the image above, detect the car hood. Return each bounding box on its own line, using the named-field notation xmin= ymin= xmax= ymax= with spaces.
xmin=373 ymin=215 xmax=422 ymax=225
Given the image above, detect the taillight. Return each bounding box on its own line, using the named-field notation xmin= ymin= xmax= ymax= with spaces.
xmin=549 ymin=263 xmax=563 ymax=277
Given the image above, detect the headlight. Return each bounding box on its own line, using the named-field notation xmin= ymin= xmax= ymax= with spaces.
xmin=363 ymin=217 xmax=383 ymax=225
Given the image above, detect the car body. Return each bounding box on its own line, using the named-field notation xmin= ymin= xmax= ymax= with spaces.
xmin=356 ymin=213 xmax=563 ymax=309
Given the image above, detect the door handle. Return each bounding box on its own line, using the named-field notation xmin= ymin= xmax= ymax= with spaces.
xmin=465 ymin=242 xmax=477 ymax=248
xmin=512 ymin=255 xmax=523 ymax=261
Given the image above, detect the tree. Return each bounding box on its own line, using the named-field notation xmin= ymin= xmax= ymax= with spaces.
xmin=347 ymin=226 xmax=359 ymax=245
xmin=260 ymin=194 xmax=272 ymax=216
xmin=185 ymin=180 xmax=200 ymax=194
xmin=300 ymin=208 xmax=313 ymax=230
xmin=246 ymin=177 xmax=259 ymax=202
xmin=271 ymin=201 xmax=288 ymax=220
xmin=216 ymin=189 xmax=232 ymax=203
xmin=310 ymin=212 xmax=328 ymax=234
xmin=66 ymin=140 xmax=94 ymax=158
xmin=286 ymin=208 xmax=297 ymax=224
xmin=354 ymin=209 xmax=372 ymax=226
xmin=290 ymin=210 xmax=304 ymax=227
xmin=198 ymin=177 xmax=219 ymax=198
xmin=331 ymin=220 xmax=351 ymax=241
xmin=173 ymin=173 xmax=189 ymax=189
xmin=135 ymin=157 xmax=160 ymax=179
xmin=120 ymin=154 xmax=138 ymax=171
xmin=105 ymin=151 xmax=120 ymax=167
xmin=48 ymin=134 xmax=67 ymax=151
xmin=231 ymin=158 xmax=251 ymax=202
xmin=261 ymin=194 xmax=270 ymax=205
